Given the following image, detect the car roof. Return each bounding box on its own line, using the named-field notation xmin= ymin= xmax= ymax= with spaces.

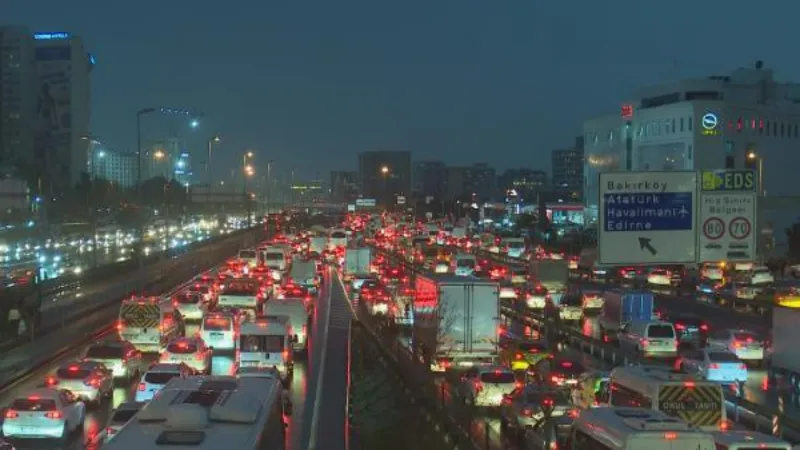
xmin=19 ymin=388 xmax=61 ymax=400
xmin=146 ymin=363 xmax=186 ymax=373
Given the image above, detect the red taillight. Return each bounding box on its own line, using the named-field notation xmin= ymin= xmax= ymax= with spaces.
xmin=85 ymin=378 xmax=100 ymax=387
xmin=46 ymin=376 xmax=58 ymax=386
xmin=107 ymin=427 xmax=117 ymax=435
xmin=664 ymin=432 xmax=677 ymax=440
xmin=700 ymin=324 xmax=709 ymax=331
xmin=474 ymin=381 xmax=483 ymax=392
xmin=709 ymin=363 xmax=720 ymax=369
xmin=674 ymin=323 xmax=686 ymax=331
xmin=5 ymin=410 xmax=18 ymax=419
xmin=739 ymin=363 xmax=747 ymax=370
xmin=138 ymin=383 xmax=146 ymax=391
xmin=515 ymin=353 xmax=523 ymax=359
xmin=45 ymin=411 xmax=62 ymax=419
xmin=521 ymin=408 xmax=533 ymax=417
xmin=194 ymin=353 xmax=205 ymax=361
xmin=282 ymin=350 xmax=289 ymax=360
xmin=640 ymin=338 xmax=649 ymax=347
xmin=116 ymin=322 xmax=123 ymax=331
xmin=551 ymin=375 xmax=563 ymax=383
xmin=684 ymin=381 xmax=696 ymax=388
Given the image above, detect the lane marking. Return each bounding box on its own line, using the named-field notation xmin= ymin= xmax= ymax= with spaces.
xmin=307 ymin=266 xmax=334 ymax=450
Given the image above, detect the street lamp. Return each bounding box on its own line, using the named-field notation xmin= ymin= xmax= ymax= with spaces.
xmin=380 ymin=165 xmax=390 ymax=207
xmin=207 ymin=136 xmax=221 ymax=201
xmin=243 ymin=152 xmax=255 ymax=226
xmin=747 ymin=151 xmax=764 ymax=194
xmin=381 ymin=165 xmax=390 ymax=176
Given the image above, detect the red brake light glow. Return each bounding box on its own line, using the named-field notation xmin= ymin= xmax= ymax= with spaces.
xmin=560 ymin=361 xmax=573 ymax=368
xmin=45 ymin=411 xmax=62 ymax=419
xmin=68 ymin=365 xmax=79 ymax=371
xmin=5 ymin=410 xmax=18 ymax=419
xmin=664 ymin=432 xmax=677 ymax=440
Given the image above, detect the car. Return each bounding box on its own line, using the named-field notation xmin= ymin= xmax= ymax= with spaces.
xmin=522 ymin=414 xmax=575 ymax=450
xmin=45 ymin=361 xmax=113 ymax=404
xmin=82 ymin=340 xmax=142 ymax=380
xmin=135 ymin=363 xmax=195 ymax=402
xmin=2 ymin=388 xmax=85 ymax=442
xmin=647 ymin=268 xmax=672 ymax=286
xmin=558 ymin=295 xmax=583 ymax=322
xmin=102 ymin=401 xmax=144 ymax=443
xmin=159 ymin=337 xmax=212 ymax=373
xmin=0 ymin=438 xmax=14 ymax=450
xmin=500 ymin=385 xmax=574 ymax=436
xmin=531 ymin=356 xmax=585 ymax=388
xmin=458 ymin=366 xmax=520 ymax=407
xmin=660 ymin=312 xmax=709 ymax=347
xmin=171 ymin=291 xmax=205 ymax=321
xmin=706 ymin=328 xmax=765 ymax=367
xmin=500 ymin=339 xmax=552 ymax=372
xmin=676 ymin=349 xmax=748 ymax=385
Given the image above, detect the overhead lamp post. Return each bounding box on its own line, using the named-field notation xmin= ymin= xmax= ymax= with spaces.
xmin=243 ymin=152 xmax=255 ymax=227
xmin=207 ymin=136 xmax=221 ymax=206
xmin=747 ymin=151 xmax=764 ymax=195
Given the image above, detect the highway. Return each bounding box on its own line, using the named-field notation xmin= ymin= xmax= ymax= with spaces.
xmin=0 ymin=266 xmax=333 ymax=450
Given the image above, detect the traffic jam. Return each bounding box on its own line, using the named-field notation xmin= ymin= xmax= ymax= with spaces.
xmin=0 ymin=220 xmax=334 ymax=448
xmin=338 ymin=212 xmax=795 ymax=450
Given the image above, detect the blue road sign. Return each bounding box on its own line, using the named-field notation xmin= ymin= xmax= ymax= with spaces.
xmin=603 ymin=192 xmax=693 ymax=232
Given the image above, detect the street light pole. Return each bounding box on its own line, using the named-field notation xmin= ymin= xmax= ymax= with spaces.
xmin=207 ymin=136 xmax=220 ymax=208
xmin=243 ymin=152 xmax=255 ymax=227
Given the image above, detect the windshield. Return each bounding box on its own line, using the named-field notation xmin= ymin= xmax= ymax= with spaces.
xmin=733 ymin=332 xmax=758 ymax=342
xmin=111 ymin=409 xmax=139 ymax=423
xmin=203 ymin=317 xmax=232 ymax=331
xmin=167 ymin=341 xmax=198 ymax=354
xmin=456 ymin=259 xmax=476 ymax=268
xmin=57 ymin=367 xmax=91 ymax=379
xmin=144 ymin=372 xmax=179 ymax=384
xmin=526 ymin=392 xmax=567 ymax=405
xmin=518 ymin=341 xmax=547 ymax=353
xmin=552 ymin=360 xmax=584 ymax=374
xmin=240 ymin=335 xmax=284 ymax=352
xmin=175 ymin=294 xmax=200 ymax=304
xmin=331 ymin=231 xmax=346 ymax=239
xmin=480 ymin=371 xmax=515 ymax=384
xmin=507 ymin=241 xmax=524 ymax=248
xmin=265 ymin=252 xmax=283 ymax=261
xmin=239 ymin=250 xmax=257 ymax=259
xmin=560 ymin=296 xmax=581 ymax=306
xmin=709 ymin=352 xmax=740 ymax=362
xmin=11 ymin=398 xmax=57 ymax=411
xmin=85 ymin=345 xmax=123 ymax=359
xmin=647 ymin=325 xmax=675 ymax=338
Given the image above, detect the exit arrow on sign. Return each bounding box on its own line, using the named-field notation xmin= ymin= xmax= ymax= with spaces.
xmin=638 ymin=237 xmax=657 ymax=256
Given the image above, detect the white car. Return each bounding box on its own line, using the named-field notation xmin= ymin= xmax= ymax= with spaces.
xmin=45 ymin=361 xmax=113 ymax=404
xmin=2 ymin=388 xmax=86 ymax=441
xmin=677 ymin=349 xmax=748 ymax=385
xmin=159 ymin=337 xmax=212 ymax=373
xmin=434 ymin=262 xmax=449 ymax=274
xmin=459 ymin=366 xmax=520 ymax=407
xmin=749 ymin=266 xmax=774 ymax=285
xmin=135 ymin=363 xmax=195 ymax=402
xmin=558 ymin=295 xmax=582 ymax=322
xmin=172 ymin=291 xmax=205 ymax=321
xmin=647 ymin=269 xmax=672 ymax=286
xmin=82 ymin=340 xmax=142 ymax=380
xmin=102 ymin=401 xmax=144 ymax=443
xmin=707 ymin=329 xmax=765 ymax=367
xmin=199 ymin=312 xmax=239 ymax=351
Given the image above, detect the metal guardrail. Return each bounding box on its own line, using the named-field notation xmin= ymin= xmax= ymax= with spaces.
xmin=370 ymin=244 xmax=799 ymax=442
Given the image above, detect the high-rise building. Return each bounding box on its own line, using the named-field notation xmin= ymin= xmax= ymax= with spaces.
xmin=412 ymin=160 xmax=446 ymax=200
xmin=88 ymin=139 xmax=136 ymax=187
xmin=497 ymin=169 xmax=547 ymax=200
xmin=0 ymin=26 xmax=38 ymax=173
xmin=330 ymin=170 xmax=358 ymax=203
xmin=146 ymin=138 xmax=184 ymax=180
xmin=552 ymin=137 xmax=584 ymax=201
xmin=357 ymin=150 xmax=411 ymax=205
xmin=445 ymin=163 xmax=496 ymax=202
xmin=33 ymin=31 xmax=93 ymax=190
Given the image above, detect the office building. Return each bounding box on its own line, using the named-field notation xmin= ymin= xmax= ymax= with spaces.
xmin=412 ymin=160 xmax=447 ymax=200
xmin=0 ymin=26 xmax=38 ymax=174
xmin=357 ymin=150 xmax=411 ymax=205
xmin=87 ymin=139 xmax=136 ymax=187
xmin=497 ymin=169 xmax=547 ymax=201
xmin=445 ymin=163 xmax=496 ymax=202
xmin=583 ymin=61 xmax=800 ymax=223
xmin=33 ymin=31 xmax=93 ymax=190
xmin=330 ymin=170 xmax=358 ymax=203
xmin=146 ymin=138 xmax=184 ymax=180
xmin=551 ymin=137 xmax=584 ymax=201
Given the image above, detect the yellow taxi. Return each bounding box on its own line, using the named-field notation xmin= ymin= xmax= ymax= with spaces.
xmin=500 ymin=339 xmax=551 ymax=372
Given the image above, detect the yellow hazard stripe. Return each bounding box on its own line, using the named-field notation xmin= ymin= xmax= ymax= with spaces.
xmin=658 ymin=385 xmax=723 ymax=427
xmin=121 ymin=304 xmax=161 ymax=329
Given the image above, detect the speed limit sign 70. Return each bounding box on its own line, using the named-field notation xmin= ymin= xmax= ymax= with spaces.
xmin=729 ymin=216 xmax=752 ymax=240
xmin=703 ymin=217 xmax=724 ymax=240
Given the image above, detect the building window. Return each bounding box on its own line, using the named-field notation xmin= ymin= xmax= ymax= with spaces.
xmin=765 ymin=120 xmax=770 ymax=136
xmin=725 ymin=155 xmax=735 ymax=169
xmin=781 ymin=123 xmax=785 ymax=137
xmin=679 ymin=117 xmax=684 ymax=132
xmin=671 ymin=119 xmax=676 ymax=133
xmin=688 ymin=116 xmax=693 ymax=131
xmin=773 ymin=122 xmax=777 ymax=136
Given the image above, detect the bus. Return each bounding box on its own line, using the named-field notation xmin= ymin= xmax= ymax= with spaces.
xmin=608 ymin=366 xmax=725 ymax=431
xmin=104 ymin=376 xmax=291 ymax=450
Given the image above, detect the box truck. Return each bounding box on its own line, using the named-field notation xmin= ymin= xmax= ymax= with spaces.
xmin=598 ymin=289 xmax=654 ymax=342
xmin=343 ymin=247 xmax=372 ymax=287
xmin=413 ymin=274 xmax=500 ymax=372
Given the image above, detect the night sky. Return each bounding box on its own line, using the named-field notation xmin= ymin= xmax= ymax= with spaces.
xmin=6 ymin=0 xmax=799 ymax=180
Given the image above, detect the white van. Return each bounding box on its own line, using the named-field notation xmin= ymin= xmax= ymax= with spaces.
xmin=237 ymin=249 xmax=259 ymax=269
xmin=711 ymin=430 xmax=791 ymax=450
xmin=262 ymin=246 xmax=289 ymax=276
xmin=118 ymin=297 xmax=183 ymax=353
xmin=238 ymin=316 xmax=294 ymax=380
xmin=328 ymin=228 xmax=348 ymax=250
xmin=199 ymin=312 xmax=239 ymax=351
xmin=568 ymin=407 xmax=716 ymax=450
xmin=619 ymin=320 xmax=678 ymax=356
xmin=264 ymin=297 xmax=310 ymax=353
